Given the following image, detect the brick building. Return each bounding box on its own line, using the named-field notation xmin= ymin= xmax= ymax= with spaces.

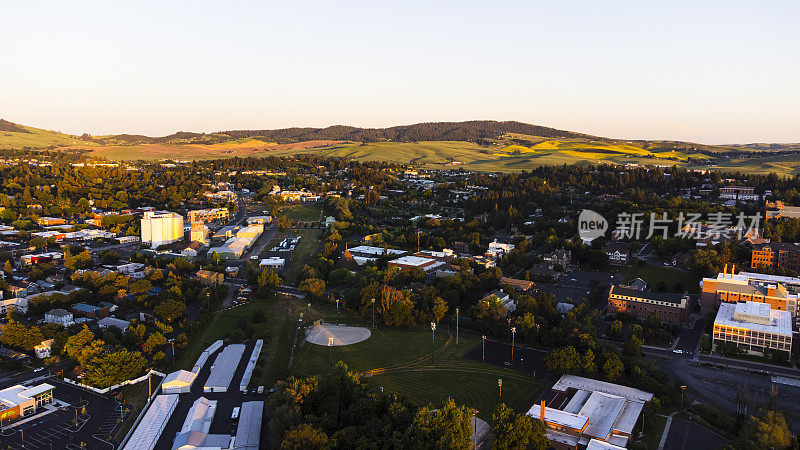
xmin=751 ymin=242 xmax=800 ymax=271
xmin=607 ymin=284 xmax=689 ymax=324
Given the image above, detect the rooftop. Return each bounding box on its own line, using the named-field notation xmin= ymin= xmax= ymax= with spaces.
xmin=714 ymin=302 xmax=792 ymax=336
xmin=389 ymin=255 xmax=436 ymax=267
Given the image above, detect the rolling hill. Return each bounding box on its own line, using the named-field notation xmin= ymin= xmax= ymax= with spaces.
xmin=1 ymin=119 xmax=799 ymax=174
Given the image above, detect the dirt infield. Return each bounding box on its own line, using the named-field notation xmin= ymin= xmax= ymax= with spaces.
xmin=305 ymin=323 xmax=371 ymax=346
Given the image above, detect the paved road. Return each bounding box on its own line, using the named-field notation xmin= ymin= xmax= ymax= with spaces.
xmin=674 ymin=319 xmax=704 ymax=353
xmin=662 ymin=418 xmax=728 ymax=450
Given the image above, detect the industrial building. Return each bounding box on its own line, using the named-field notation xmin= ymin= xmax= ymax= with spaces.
xmin=123 ymin=394 xmax=179 ymax=450
xmin=527 ymin=375 xmax=653 ymax=449
xmin=712 ymin=301 xmax=792 ymax=356
xmin=239 ymin=340 xmax=263 ymax=393
xmin=141 ymin=211 xmax=184 ymax=248
xmin=259 ymin=257 xmax=285 ymax=270
xmin=233 ymin=401 xmax=264 ymax=450
xmin=163 ymin=340 xmax=222 ymax=394
xmin=172 ymin=397 xmax=231 ymax=450
xmin=207 ymin=224 xmax=263 ymax=260
xmin=204 ymin=344 xmax=246 ymax=393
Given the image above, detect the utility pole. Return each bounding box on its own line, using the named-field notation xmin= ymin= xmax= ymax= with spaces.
xmin=473 ymin=410 xmax=478 ymax=450
xmin=148 ymin=371 xmax=152 ymax=397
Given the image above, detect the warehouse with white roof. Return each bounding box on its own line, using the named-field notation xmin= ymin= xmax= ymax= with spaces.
xmin=123 ymin=394 xmax=179 ymax=450
xmin=204 ymin=344 xmax=246 ymax=393
xmin=527 ymin=375 xmax=653 ymax=449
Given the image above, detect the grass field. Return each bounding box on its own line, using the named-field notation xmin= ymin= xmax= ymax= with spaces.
xmin=283 ymin=228 xmax=323 ymax=284
xmin=279 ymin=203 xmax=323 ymax=221
xmin=292 ymin=323 xmax=541 ymax=419
xmin=616 ymin=263 xmax=700 ymax=293
xmin=0 ymin=125 xmax=91 ymax=149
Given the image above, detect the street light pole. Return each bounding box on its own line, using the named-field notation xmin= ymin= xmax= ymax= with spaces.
xmin=472 ymin=410 xmax=478 ymax=450
xmin=482 ymin=335 xmax=486 ymax=361
xmin=371 ymin=298 xmax=375 ymax=328
xmin=498 ymin=378 xmax=502 ymax=400
xmin=431 ymin=322 xmax=436 ymax=344
xmin=335 ymin=299 xmax=339 ymax=310
xmin=455 ymin=308 xmax=459 ymax=344
xmin=511 ymin=327 xmax=516 ymax=365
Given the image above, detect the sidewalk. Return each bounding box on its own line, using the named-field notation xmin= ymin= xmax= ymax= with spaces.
xmin=657 ymin=412 xmax=677 ymax=450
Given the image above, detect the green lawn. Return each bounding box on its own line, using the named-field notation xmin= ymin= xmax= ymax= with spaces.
xmin=617 ymin=263 xmax=700 ymax=293
xmin=280 ymin=203 xmax=323 ymax=221
xmin=284 ymin=228 xmax=323 ymax=284
xmin=292 ymin=323 xmax=541 ymax=420
xmin=636 ymin=411 xmax=668 ymax=449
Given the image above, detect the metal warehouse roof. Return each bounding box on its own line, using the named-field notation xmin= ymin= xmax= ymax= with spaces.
xmin=204 ymin=344 xmax=246 ymax=391
xmin=234 ymin=401 xmax=264 ymax=449
xmin=123 ymin=394 xmax=179 ymax=450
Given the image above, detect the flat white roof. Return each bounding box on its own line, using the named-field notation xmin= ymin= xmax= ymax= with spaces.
xmin=740 ymin=271 xmax=800 ymax=285
xmin=579 ymin=392 xmax=626 ymax=440
xmin=348 ymin=245 xmax=406 ymax=256
xmin=552 ymin=375 xmax=654 ymax=404
xmin=205 ymin=344 xmax=246 ymax=390
xmin=389 ymin=255 xmax=435 ymax=267
xmin=714 ymin=302 xmax=792 ymax=336
xmin=235 ymin=401 xmax=264 ymax=449
xmin=527 ymin=405 xmax=588 ymax=430
xmin=587 ymin=438 xmax=627 ymax=450
xmin=123 ymin=394 xmax=179 ymax=450
xmin=19 ymin=383 xmax=54 ymax=398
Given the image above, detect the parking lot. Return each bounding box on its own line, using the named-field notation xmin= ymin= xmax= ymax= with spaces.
xmin=0 ymin=379 xmax=122 ymax=450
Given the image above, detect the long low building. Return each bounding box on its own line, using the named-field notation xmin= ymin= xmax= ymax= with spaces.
xmin=234 ymin=401 xmax=264 ymax=450
xmin=240 ymin=340 xmax=263 ymax=393
xmin=172 ymin=397 xmax=231 ymax=450
xmin=527 ymin=375 xmax=653 ymax=449
xmin=713 ymin=301 xmax=792 ymax=356
xmin=123 ymin=394 xmax=179 ymax=450
xmin=204 ymin=344 xmax=246 ymax=393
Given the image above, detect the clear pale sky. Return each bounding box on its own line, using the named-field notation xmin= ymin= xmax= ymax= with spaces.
xmin=3 ymin=1 xmax=798 ymax=143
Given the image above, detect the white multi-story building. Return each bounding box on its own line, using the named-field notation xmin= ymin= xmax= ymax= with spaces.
xmin=44 ymin=308 xmax=74 ymax=327
xmin=712 ymin=301 xmax=792 ymax=356
xmin=719 ymin=186 xmax=759 ymax=202
xmin=141 ymin=211 xmax=184 ymax=248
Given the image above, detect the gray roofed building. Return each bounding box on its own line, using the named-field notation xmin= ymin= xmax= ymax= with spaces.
xmin=204 ymin=344 xmax=246 ymax=393
xmin=234 ymin=401 xmax=264 ymax=450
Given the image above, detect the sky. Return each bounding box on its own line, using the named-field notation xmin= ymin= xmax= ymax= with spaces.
xmin=2 ymin=1 xmax=799 ymax=144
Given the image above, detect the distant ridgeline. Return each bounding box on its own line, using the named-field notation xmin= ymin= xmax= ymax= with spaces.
xmin=106 ymin=121 xmax=602 ymax=145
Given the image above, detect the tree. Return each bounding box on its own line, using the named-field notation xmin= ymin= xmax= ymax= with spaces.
xmin=142 ymin=332 xmax=167 ymax=354
xmin=607 ymin=320 xmax=623 ymax=338
xmin=431 ymin=297 xmax=448 ymax=324
xmin=281 ymin=424 xmax=330 ymax=449
xmin=602 ymin=353 xmax=624 ymax=382
xmin=258 ymin=268 xmax=281 ymax=296
xmin=154 ymin=298 xmax=186 ymax=323
xmin=407 ymin=398 xmax=472 ymax=449
xmin=299 ymin=278 xmax=326 ymax=299
xmin=3 ymin=260 xmax=12 ymax=275
xmin=82 ymin=350 xmax=147 ymax=388
xmin=64 ymin=325 xmax=95 ymax=360
xmin=625 ymin=334 xmax=642 ymax=356
xmin=491 ymin=403 xmax=547 ymax=450
xmin=737 ymin=411 xmax=794 ymax=449
xmin=545 ymin=346 xmax=579 ymax=375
